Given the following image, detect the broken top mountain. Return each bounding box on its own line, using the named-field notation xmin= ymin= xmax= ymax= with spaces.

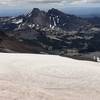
xmin=0 ymin=8 xmax=90 ymax=31
xmin=0 ymin=8 xmax=100 ymax=61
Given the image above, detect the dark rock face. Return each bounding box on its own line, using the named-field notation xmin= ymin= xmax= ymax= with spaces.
xmin=25 ymin=8 xmax=50 ymax=26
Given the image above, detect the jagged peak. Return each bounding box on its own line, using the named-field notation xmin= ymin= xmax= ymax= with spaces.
xmin=31 ymin=8 xmax=41 ymax=14
xmin=48 ymin=8 xmax=61 ymax=13
xmin=47 ymin=8 xmax=66 ymax=16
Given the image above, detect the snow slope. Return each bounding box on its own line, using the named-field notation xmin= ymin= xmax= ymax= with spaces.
xmin=0 ymin=53 xmax=100 ymax=100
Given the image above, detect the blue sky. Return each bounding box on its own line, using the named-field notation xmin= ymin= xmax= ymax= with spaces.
xmin=0 ymin=0 xmax=100 ymax=16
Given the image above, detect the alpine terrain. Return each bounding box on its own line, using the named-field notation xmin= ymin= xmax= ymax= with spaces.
xmin=0 ymin=8 xmax=100 ymax=61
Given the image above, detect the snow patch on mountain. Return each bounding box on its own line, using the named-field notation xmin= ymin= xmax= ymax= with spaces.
xmin=12 ymin=19 xmax=23 ymax=24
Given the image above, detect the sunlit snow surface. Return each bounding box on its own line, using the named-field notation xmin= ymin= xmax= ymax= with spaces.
xmin=0 ymin=53 xmax=100 ymax=100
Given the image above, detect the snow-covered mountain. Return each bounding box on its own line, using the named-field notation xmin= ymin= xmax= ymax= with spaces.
xmin=0 ymin=53 xmax=100 ymax=100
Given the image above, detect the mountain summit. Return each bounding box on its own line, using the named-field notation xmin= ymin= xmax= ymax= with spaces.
xmin=0 ymin=8 xmax=90 ymax=31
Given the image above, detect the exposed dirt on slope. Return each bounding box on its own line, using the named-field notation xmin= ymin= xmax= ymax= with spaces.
xmin=0 ymin=31 xmax=46 ymax=53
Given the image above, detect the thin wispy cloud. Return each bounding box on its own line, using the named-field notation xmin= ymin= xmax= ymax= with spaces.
xmin=0 ymin=0 xmax=99 ymax=6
